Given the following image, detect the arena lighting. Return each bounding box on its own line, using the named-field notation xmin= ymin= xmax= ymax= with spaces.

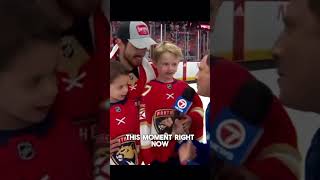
xmin=200 ymin=24 xmax=210 ymax=30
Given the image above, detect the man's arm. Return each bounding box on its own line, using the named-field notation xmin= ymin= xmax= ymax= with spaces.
xmin=245 ymin=98 xmax=301 ymax=180
xmin=187 ymin=93 xmax=204 ymax=141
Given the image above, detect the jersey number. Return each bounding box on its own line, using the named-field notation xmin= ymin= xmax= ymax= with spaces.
xmin=142 ymin=85 xmax=152 ymax=96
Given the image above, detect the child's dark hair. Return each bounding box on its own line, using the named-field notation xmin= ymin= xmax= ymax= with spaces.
xmin=0 ymin=0 xmax=62 ymax=71
xmin=116 ymin=21 xmax=130 ymax=45
xmin=110 ymin=61 xmax=129 ymax=83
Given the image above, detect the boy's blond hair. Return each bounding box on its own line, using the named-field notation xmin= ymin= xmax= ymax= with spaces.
xmin=152 ymin=41 xmax=183 ymax=63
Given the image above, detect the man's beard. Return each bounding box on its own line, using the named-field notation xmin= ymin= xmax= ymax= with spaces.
xmin=123 ymin=45 xmax=142 ymax=69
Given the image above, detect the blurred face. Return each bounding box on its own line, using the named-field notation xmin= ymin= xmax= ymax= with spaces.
xmin=272 ymin=0 xmax=320 ymax=112
xmin=210 ymin=0 xmax=223 ymax=27
xmin=110 ymin=75 xmax=129 ymax=102
xmin=0 ymin=41 xmax=59 ymax=129
xmin=38 ymin=0 xmax=101 ymax=31
xmin=37 ymin=0 xmax=73 ymax=31
xmin=118 ymin=40 xmax=147 ymax=70
xmin=155 ymin=52 xmax=179 ymax=83
xmin=57 ymin=0 xmax=101 ymax=17
xmin=196 ymin=55 xmax=210 ymax=97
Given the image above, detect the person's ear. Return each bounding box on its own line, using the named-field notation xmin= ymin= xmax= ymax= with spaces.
xmin=117 ymin=38 xmax=126 ymax=50
xmin=116 ymin=38 xmax=122 ymax=45
xmin=151 ymin=59 xmax=157 ymax=66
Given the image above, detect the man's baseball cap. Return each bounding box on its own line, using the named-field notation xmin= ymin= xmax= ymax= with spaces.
xmin=117 ymin=21 xmax=157 ymax=49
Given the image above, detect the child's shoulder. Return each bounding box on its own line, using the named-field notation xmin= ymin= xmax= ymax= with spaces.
xmin=0 ymin=115 xmax=55 ymax=146
xmin=110 ymin=99 xmax=137 ymax=111
xmin=144 ymin=79 xmax=190 ymax=91
xmin=175 ymin=79 xmax=189 ymax=86
xmin=0 ymin=114 xmax=86 ymax=157
xmin=172 ymin=79 xmax=192 ymax=90
xmin=146 ymin=79 xmax=158 ymax=85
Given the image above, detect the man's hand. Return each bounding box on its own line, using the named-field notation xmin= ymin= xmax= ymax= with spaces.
xmin=181 ymin=115 xmax=192 ymax=133
xmin=172 ymin=115 xmax=192 ymax=135
xmin=179 ymin=141 xmax=197 ymax=164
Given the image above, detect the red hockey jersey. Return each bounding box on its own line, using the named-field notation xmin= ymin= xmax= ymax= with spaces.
xmin=110 ymin=99 xmax=140 ymax=165
xmin=211 ymin=58 xmax=301 ymax=180
xmin=0 ymin=114 xmax=92 ymax=179
xmin=139 ymin=79 xmax=204 ymax=164
xmin=54 ymin=10 xmax=108 ymax=151
xmin=126 ymin=58 xmax=157 ymax=102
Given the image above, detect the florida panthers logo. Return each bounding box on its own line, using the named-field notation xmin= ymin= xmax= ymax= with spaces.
xmin=117 ymin=144 xmax=135 ymax=161
xmin=17 ymin=141 xmax=35 ymax=160
xmin=111 ymin=135 xmax=138 ymax=165
xmin=128 ymin=73 xmax=138 ymax=86
xmin=155 ymin=117 xmax=174 ymax=134
xmin=153 ymin=109 xmax=175 ymax=134
xmin=59 ymin=36 xmax=90 ymax=78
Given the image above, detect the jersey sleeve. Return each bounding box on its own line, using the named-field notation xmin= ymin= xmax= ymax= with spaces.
xmin=245 ymin=98 xmax=301 ymax=180
xmin=187 ymin=92 xmax=204 ymax=141
xmin=138 ymin=84 xmax=155 ymax=165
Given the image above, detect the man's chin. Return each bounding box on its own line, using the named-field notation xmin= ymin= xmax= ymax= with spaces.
xmin=197 ymin=89 xmax=205 ymax=97
xmin=281 ymin=100 xmax=311 ymax=112
xmin=279 ymin=90 xmax=292 ymax=106
xmin=279 ymin=91 xmax=311 ymax=112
